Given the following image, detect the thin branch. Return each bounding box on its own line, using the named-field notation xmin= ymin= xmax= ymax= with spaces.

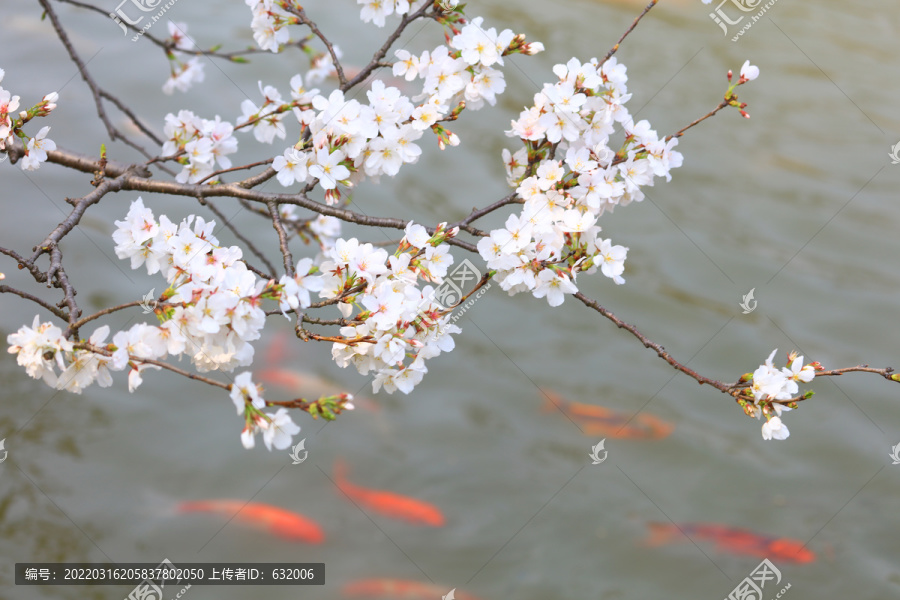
xmin=55 ymin=0 xmax=279 ymax=60
xmin=202 ymin=200 xmax=277 ymax=277
xmin=38 ymin=0 xmax=154 ymax=158
xmin=0 ymin=285 xmax=68 ymax=320
xmin=603 ymin=0 xmax=659 ymax=64
xmin=68 ymin=301 xmax=144 ymax=332
xmin=343 ymin=0 xmax=435 ymax=91
xmin=283 ymin=5 xmax=348 ymax=88
xmin=452 ymin=192 xmax=521 ymax=229
xmin=196 ymin=158 xmax=274 ymax=186
xmin=575 ymin=291 xmax=732 ymax=393
xmin=76 ymin=342 xmax=231 ymax=390
xmin=667 ymin=99 xmax=731 ymax=141
xmin=268 ymin=201 xmax=295 ymax=278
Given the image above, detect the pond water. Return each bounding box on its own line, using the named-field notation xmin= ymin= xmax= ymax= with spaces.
xmin=2 ymin=0 xmax=900 ymax=599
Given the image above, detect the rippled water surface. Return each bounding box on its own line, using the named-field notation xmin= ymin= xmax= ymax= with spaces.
xmin=2 ymin=0 xmax=900 ymax=598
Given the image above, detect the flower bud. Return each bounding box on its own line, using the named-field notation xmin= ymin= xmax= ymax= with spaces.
xmin=525 ymin=42 xmax=545 ymax=55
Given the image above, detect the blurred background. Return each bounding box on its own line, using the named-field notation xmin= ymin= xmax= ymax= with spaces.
xmin=1 ymin=0 xmax=899 ymax=598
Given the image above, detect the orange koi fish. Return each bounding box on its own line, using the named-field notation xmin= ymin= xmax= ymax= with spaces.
xmin=342 ymin=579 xmax=481 ymax=600
xmin=644 ymin=522 xmax=815 ymax=564
xmin=334 ymin=460 xmax=445 ymax=527
xmin=176 ymin=500 xmax=324 ymax=544
xmin=542 ymin=391 xmax=673 ymax=439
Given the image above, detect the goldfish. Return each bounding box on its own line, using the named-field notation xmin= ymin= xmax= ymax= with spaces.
xmin=342 ymin=579 xmax=481 ymax=600
xmin=542 ymin=391 xmax=673 ymax=439
xmin=643 ymin=522 xmax=815 ymax=564
xmin=176 ymin=500 xmax=324 ymax=543
xmin=334 ymin=460 xmax=445 ymax=527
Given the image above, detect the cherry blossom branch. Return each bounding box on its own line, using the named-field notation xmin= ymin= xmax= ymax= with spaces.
xmin=77 ymin=342 xmax=232 ymax=390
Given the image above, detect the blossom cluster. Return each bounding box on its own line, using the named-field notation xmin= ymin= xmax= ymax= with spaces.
xmin=161 ymin=22 xmax=205 ymax=94
xmin=6 ymin=197 xmax=338 ymax=450
xmin=230 ymin=372 xmax=302 ymax=450
xmin=244 ymin=15 xmax=540 ymax=203
xmin=320 ymin=222 xmax=464 ymax=394
xmin=749 ymin=349 xmax=818 ymax=441
xmin=112 ymin=197 xmax=326 ymax=374
xmin=0 ymin=67 xmax=58 ymax=170
xmin=357 ymin=0 xmax=415 ymax=28
xmin=161 ymin=109 xmax=238 ymax=184
xmin=476 ymin=56 xmax=680 ymax=306
xmin=245 ymin=0 xmax=299 ymax=52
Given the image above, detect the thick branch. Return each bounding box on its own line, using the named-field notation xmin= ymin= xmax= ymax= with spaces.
xmin=39 ymin=145 xmax=481 ymax=252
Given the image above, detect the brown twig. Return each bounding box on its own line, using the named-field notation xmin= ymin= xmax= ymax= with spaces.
xmin=282 ymin=5 xmax=348 ymax=88
xmin=343 ymin=0 xmax=435 ymax=91
xmin=603 ymin=0 xmax=659 ymax=64
xmin=574 ymin=292 xmax=732 ymax=393
xmin=0 ymin=285 xmax=69 ymax=320
xmin=268 ymin=200 xmax=295 ymax=278
xmin=202 ymin=200 xmax=277 ymax=277
xmin=76 ymin=342 xmax=231 ymax=390
xmin=38 ymin=0 xmax=155 ymax=158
